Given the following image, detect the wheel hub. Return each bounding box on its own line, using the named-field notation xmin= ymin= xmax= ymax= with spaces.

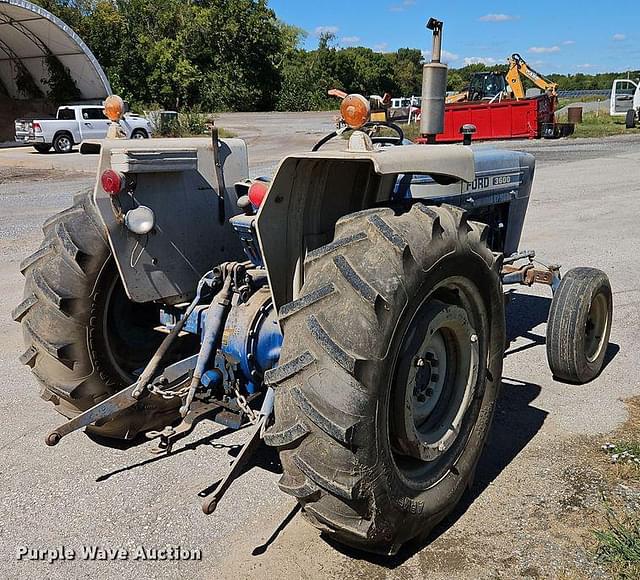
xmin=393 ymin=302 xmax=479 ymax=463
xmin=411 ymin=336 xmax=447 ymax=424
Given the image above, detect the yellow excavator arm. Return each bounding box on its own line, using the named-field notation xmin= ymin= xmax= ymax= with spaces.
xmin=506 ymin=53 xmax=558 ymax=99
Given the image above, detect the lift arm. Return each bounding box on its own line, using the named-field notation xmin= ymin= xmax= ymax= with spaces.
xmin=506 ymin=53 xmax=558 ymax=99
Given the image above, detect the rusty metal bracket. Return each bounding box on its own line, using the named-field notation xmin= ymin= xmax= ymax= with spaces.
xmin=146 ymin=401 xmax=222 ymax=455
xmin=501 ymin=251 xmax=561 ymax=291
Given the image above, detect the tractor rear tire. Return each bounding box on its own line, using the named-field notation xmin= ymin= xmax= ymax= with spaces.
xmin=13 ymin=190 xmax=182 ymax=440
xmin=264 ymin=204 xmax=505 ymax=554
xmin=626 ymin=109 xmax=637 ymax=129
xmin=546 ymin=267 xmax=612 ymax=384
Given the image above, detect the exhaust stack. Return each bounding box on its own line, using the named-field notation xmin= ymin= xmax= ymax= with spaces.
xmin=420 ymin=18 xmax=448 ymax=143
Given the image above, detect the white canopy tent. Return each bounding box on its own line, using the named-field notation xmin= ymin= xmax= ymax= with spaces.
xmin=0 ymin=0 xmax=110 ymax=101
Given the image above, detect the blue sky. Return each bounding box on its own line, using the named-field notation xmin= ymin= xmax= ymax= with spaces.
xmin=269 ymin=0 xmax=639 ymax=74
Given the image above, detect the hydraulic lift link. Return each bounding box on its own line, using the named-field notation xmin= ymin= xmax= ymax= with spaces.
xmin=45 ymin=383 xmax=142 ymax=447
xmin=45 ymin=270 xmax=218 ymax=447
xmin=201 ymin=416 xmax=266 ymax=515
xmin=201 ymin=388 xmax=275 ymax=514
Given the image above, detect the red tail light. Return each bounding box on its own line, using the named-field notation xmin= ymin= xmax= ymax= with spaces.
xmin=248 ymin=181 xmax=269 ymax=208
xmin=101 ymin=169 xmax=124 ymax=195
xmin=32 ymin=122 xmax=42 ymax=133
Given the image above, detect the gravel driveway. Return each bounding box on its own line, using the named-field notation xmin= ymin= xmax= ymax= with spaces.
xmin=0 ymin=121 xmax=639 ymax=579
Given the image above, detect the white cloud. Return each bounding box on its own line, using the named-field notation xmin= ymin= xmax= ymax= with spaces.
xmin=562 ymin=40 xmax=576 ymax=45
xmin=389 ymin=0 xmax=415 ymax=12
xmin=314 ymin=25 xmax=339 ymax=37
xmin=463 ymin=56 xmax=499 ymax=66
xmin=612 ymin=33 xmax=626 ymax=41
xmin=528 ymin=46 xmax=560 ymax=54
xmin=341 ymin=36 xmax=361 ymax=45
xmin=373 ymin=42 xmax=389 ymax=52
xmin=423 ymin=49 xmax=459 ymax=63
xmin=479 ymin=13 xmax=518 ymax=22
xmin=577 ymin=63 xmax=596 ymax=69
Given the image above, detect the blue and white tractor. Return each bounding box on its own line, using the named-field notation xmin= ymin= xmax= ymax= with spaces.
xmin=14 ymin=18 xmax=612 ymax=555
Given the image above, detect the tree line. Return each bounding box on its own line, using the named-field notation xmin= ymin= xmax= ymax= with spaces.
xmin=33 ymin=1 xmax=640 ymax=112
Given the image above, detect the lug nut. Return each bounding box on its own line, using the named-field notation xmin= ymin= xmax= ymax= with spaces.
xmin=470 ymin=334 xmax=478 ymax=343
xmin=415 ymin=358 xmax=425 ymax=367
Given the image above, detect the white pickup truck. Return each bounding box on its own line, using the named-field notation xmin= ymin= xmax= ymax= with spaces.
xmin=610 ymin=79 xmax=640 ymax=129
xmin=15 ymin=104 xmax=153 ymax=153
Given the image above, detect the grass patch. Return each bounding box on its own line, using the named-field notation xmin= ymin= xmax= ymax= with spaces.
xmin=570 ymin=111 xmax=640 ymax=138
xmin=557 ymin=95 xmax=608 ymax=109
xmin=602 ymin=442 xmax=640 ymax=468
xmin=594 ymin=508 xmax=640 ymax=579
xmin=156 ymin=112 xmax=236 ymax=138
xmin=591 ymin=398 xmax=640 ymax=578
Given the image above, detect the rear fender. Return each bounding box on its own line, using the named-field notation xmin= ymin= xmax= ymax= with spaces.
xmin=91 ymin=138 xmax=249 ymax=304
xmin=256 ymin=144 xmax=475 ymax=314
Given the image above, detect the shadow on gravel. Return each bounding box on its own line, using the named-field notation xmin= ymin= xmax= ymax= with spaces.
xmin=504 ymin=291 xmax=550 ymax=356
xmin=95 ymin=427 xmax=238 ymax=481
xmin=504 ymin=291 xmax=620 ymax=374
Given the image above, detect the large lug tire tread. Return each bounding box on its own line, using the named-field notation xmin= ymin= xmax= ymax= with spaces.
xmin=546 ymin=267 xmax=612 ymax=384
xmin=265 ymin=204 xmax=505 ymax=554
xmin=14 ymin=190 xmax=177 ymax=439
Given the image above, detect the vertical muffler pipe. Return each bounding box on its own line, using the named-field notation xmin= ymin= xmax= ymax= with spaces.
xmin=420 ymin=18 xmax=448 ymax=143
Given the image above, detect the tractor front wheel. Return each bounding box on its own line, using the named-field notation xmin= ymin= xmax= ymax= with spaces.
xmin=265 ymin=204 xmax=505 ymax=554
xmin=546 ymin=267 xmax=612 ymax=383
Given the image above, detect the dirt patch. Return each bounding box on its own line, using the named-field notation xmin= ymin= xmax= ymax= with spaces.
xmin=554 ymin=398 xmax=640 ymax=578
xmin=0 ymin=166 xmax=88 ymax=184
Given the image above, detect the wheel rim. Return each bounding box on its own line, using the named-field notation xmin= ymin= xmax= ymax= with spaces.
xmin=101 ymin=268 xmax=165 ymax=383
xmin=57 ymin=136 xmax=71 ymax=152
xmin=390 ymin=290 xmax=481 ymax=484
xmin=133 ymin=131 xmax=145 ymax=139
xmin=585 ymin=292 xmax=609 ymax=362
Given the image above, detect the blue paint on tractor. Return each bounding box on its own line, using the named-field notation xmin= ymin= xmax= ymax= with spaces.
xmin=221 ymin=290 xmax=282 ymax=394
xmin=161 ymin=287 xmax=282 ymax=397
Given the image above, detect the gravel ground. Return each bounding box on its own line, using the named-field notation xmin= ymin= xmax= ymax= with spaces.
xmin=0 ymin=118 xmax=639 ymax=579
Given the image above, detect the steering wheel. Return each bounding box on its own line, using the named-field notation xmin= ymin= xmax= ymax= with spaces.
xmin=312 ymin=121 xmax=405 ymax=152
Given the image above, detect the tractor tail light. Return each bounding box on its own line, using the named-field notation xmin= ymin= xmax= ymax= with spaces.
xmin=248 ymin=181 xmax=269 ymax=208
xmin=101 ymin=169 xmax=124 ymax=195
